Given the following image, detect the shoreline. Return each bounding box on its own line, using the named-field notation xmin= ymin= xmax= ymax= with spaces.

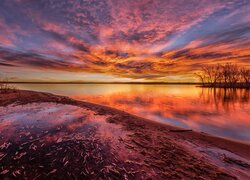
xmin=197 ymin=84 xmax=250 ymax=89
xmin=1 ymin=89 xmax=250 ymax=179
xmin=0 ymin=82 xmax=201 ymax=84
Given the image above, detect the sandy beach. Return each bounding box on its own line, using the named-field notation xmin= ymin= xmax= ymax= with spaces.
xmin=0 ymin=90 xmax=250 ymax=179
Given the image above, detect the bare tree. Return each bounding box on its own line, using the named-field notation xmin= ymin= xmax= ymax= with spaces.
xmin=0 ymin=78 xmax=17 ymax=93
xmin=201 ymin=65 xmax=213 ymax=85
xmin=211 ymin=64 xmax=222 ymax=85
xmin=227 ymin=63 xmax=240 ymax=85
xmin=195 ymin=63 xmax=249 ymax=88
xmin=194 ymin=72 xmax=206 ymax=85
xmin=241 ymin=68 xmax=250 ymax=86
xmin=221 ymin=63 xmax=230 ymax=85
xmin=195 ymin=64 xmax=222 ymax=86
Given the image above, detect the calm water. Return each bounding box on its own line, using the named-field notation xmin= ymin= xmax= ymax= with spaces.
xmin=14 ymin=84 xmax=250 ymax=143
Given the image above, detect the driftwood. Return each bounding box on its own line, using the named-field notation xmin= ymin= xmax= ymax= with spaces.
xmin=223 ymin=156 xmax=250 ymax=169
xmin=169 ymin=129 xmax=193 ymax=132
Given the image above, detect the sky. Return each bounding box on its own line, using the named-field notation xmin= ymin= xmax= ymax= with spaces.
xmin=0 ymin=0 xmax=250 ymax=82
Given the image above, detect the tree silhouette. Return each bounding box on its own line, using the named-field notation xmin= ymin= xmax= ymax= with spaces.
xmin=195 ymin=63 xmax=250 ymax=88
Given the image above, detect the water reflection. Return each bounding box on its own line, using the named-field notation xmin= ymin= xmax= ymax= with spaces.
xmin=200 ymin=88 xmax=249 ymax=112
xmin=14 ymin=84 xmax=250 ymax=142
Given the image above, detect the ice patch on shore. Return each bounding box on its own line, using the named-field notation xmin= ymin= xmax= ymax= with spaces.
xmin=198 ymin=147 xmax=250 ymax=179
xmin=0 ymin=103 xmax=109 ymax=142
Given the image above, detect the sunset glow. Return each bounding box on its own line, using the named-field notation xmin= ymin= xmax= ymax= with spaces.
xmin=1 ymin=0 xmax=250 ymax=82
xmin=1 ymin=1 xmax=250 ymax=178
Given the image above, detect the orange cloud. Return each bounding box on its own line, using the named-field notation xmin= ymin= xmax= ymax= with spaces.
xmin=0 ymin=0 xmax=249 ymax=82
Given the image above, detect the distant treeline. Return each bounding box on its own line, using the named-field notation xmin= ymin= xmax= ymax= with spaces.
xmin=0 ymin=79 xmax=17 ymax=93
xmin=195 ymin=63 xmax=250 ymax=88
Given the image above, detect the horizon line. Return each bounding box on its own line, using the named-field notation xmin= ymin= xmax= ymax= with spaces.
xmin=1 ymin=81 xmax=201 ymax=85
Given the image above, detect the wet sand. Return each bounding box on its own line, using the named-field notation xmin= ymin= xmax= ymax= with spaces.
xmin=0 ymin=90 xmax=250 ymax=179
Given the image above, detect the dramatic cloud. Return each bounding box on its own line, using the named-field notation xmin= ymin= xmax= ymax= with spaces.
xmin=0 ymin=0 xmax=250 ymax=82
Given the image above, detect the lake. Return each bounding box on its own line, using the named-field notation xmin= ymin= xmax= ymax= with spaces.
xmin=13 ymin=84 xmax=250 ymax=143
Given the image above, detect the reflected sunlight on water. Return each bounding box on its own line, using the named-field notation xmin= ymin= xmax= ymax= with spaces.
xmin=14 ymin=84 xmax=250 ymax=142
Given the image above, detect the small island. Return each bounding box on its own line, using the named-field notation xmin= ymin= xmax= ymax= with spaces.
xmin=195 ymin=63 xmax=250 ymax=88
